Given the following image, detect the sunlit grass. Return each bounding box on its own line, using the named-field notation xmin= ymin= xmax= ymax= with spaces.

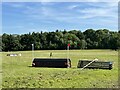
xmin=2 ymin=49 xmax=118 ymax=88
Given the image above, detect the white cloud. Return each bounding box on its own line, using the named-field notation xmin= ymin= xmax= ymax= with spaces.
xmin=79 ymin=8 xmax=117 ymax=19
xmin=74 ymin=2 xmax=118 ymax=19
xmin=87 ymin=2 xmax=118 ymax=8
xmin=8 ymin=2 xmax=117 ymax=21
xmin=68 ymin=5 xmax=79 ymax=10
xmin=6 ymin=2 xmax=117 ymax=30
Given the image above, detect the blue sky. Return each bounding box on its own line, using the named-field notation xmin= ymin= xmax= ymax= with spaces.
xmin=2 ymin=2 xmax=118 ymax=34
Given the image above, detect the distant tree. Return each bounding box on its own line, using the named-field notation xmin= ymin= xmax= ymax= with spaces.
xmin=40 ymin=32 xmax=48 ymax=49
xmin=80 ymin=39 xmax=87 ymax=49
xmin=83 ymin=29 xmax=95 ymax=41
xmin=0 ymin=35 xmax=2 ymax=51
xmin=12 ymin=35 xmax=22 ymax=51
xmin=86 ymin=38 xmax=93 ymax=49
xmin=76 ymin=31 xmax=85 ymax=40
xmin=109 ymin=32 xmax=119 ymax=50
xmin=20 ymin=33 xmax=33 ymax=50
xmin=2 ymin=33 xmax=9 ymax=51
xmin=63 ymin=29 xmax=67 ymax=34
xmin=1 ymin=29 xmax=119 ymax=51
xmin=117 ymin=33 xmax=120 ymax=49
xmin=94 ymin=29 xmax=110 ymax=49
xmin=63 ymin=33 xmax=80 ymax=49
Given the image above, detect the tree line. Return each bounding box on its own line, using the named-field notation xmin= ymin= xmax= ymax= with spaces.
xmin=1 ymin=29 xmax=120 ymax=51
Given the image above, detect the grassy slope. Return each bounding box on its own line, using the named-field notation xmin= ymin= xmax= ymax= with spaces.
xmin=2 ymin=50 xmax=118 ymax=88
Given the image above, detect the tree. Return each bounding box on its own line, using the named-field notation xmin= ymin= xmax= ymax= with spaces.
xmin=80 ymin=39 xmax=87 ymax=49
xmin=109 ymin=32 xmax=119 ymax=50
xmin=83 ymin=29 xmax=95 ymax=41
xmin=94 ymin=29 xmax=110 ymax=49
xmin=2 ymin=33 xmax=10 ymax=51
xmin=1 ymin=29 xmax=119 ymax=51
xmin=63 ymin=33 xmax=80 ymax=49
xmin=0 ymin=35 xmax=2 ymax=51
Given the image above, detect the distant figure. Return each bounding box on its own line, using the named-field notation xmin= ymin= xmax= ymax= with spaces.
xmin=19 ymin=53 xmax=21 ymax=56
xmin=50 ymin=52 xmax=52 ymax=57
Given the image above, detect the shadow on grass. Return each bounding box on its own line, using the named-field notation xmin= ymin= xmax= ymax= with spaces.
xmin=27 ymin=66 xmax=33 ymax=68
xmin=27 ymin=66 xmax=50 ymax=68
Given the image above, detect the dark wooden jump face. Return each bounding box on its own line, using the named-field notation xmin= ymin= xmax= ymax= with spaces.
xmin=77 ymin=60 xmax=113 ymax=70
xmin=32 ymin=58 xmax=71 ymax=68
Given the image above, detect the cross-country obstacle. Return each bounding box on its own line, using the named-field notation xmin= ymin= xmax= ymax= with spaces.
xmin=77 ymin=59 xmax=113 ymax=70
xmin=7 ymin=53 xmax=21 ymax=56
xmin=32 ymin=58 xmax=71 ymax=68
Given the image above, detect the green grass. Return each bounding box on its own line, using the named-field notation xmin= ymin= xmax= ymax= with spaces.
xmin=1 ymin=49 xmax=118 ymax=88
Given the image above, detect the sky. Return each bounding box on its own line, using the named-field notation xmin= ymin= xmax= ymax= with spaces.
xmin=2 ymin=1 xmax=118 ymax=34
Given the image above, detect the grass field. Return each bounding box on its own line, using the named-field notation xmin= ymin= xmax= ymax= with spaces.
xmin=1 ymin=50 xmax=118 ymax=88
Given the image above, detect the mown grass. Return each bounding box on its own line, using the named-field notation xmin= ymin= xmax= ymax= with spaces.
xmin=1 ymin=49 xmax=118 ymax=88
